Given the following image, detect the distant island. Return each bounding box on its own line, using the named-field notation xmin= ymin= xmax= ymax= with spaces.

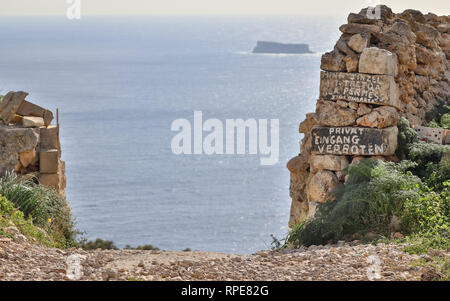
xmin=252 ymin=41 xmax=313 ymax=54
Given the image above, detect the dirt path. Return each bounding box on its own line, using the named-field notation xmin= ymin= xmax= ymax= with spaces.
xmin=0 ymin=238 xmax=444 ymax=281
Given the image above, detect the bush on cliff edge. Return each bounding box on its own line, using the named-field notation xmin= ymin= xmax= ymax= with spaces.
xmin=287 ymin=118 xmax=449 ymax=253
xmin=0 ymin=175 xmax=77 ymax=248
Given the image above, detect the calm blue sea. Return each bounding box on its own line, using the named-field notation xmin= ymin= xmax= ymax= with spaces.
xmin=0 ymin=16 xmax=342 ymax=253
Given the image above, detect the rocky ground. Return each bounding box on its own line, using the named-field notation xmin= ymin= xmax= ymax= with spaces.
xmin=0 ymin=237 xmax=446 ymax=281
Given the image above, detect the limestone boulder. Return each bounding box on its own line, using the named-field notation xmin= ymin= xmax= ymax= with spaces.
xmin=0 ymin=91 xmax=28 ymax=125
xmin=39 ymin=149 xmax=59 ymax=174
xmin=19 ymin=149 xmax=36 ymax=168
xmin=288 ymin=199 xmax=309 ymax=227
xmin=335 ymin=38 xmax=357 ymax=56
xmin=307 ymin=202 xmax=318 ymax=220
xmin=405 ymin=113 xmax=423 ymax=128
xmin=356 ymin=106 xmax=400 ymax=128
xmin=287 ymin=155 xmax=309 ymax=174
xmin=315 ymin=99 xmax=358 ymax=127
xmin=310 ymin=155 xmax=349 ymax=173
xmin=311 ymin=126 xmax=399 ymax=156
xmin=437 ymin=23 xmax=450 ymax=34
xmin=358 ymin=5 xmax=395 ymax=23
xmin=17 ymin=101 xmax=53 ymax=127
xmin=357 ymin=103 xmax=372 ymax=116
xmin=307 ymin=171 xmax=339 ymax=204
xmin=344 ymin=55 xmax=359 ymax=72
xmin=359 ymin=47 xmax=398 ymax=76
xmin=337 ymin=100 xmax=358 ymax=111
xmin=22 ymin=116 xmax=45 ymax=128
xmin=339 ymin=23 xmax=381 ymax=35
xmin=39 ymin=161 xmax=66 ymax=193
xmin=414 ymin=23 xmax=440 ymax=49
xmin=0 ymin=127 xmax=39 ymax=175
xmin=319 ymin=71 xmax=402 ymax=110
xmin=299 ymin=113 xmax=318 ymax=134
xmin=40 ymin=126 xmax=60 ymax=151
xmin=321 ymin=50 xmax=346 ymax=72
xmin=347 ymin=33 xmax=370 ymax=53
xmin=347 ymin=13 xmax=380 ymax=25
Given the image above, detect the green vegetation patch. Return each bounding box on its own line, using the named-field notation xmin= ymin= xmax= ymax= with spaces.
xmin=0 ymin=175 xmax=77 ymax=248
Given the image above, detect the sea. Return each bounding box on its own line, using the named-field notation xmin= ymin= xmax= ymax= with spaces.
xmin=0 ymin=15 xmax=342 ymax=253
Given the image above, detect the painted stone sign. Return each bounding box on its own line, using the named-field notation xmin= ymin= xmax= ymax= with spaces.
xmin=311 ymin=126 xmax=398 ymax=156
xmin=413 ymin=126 xmax=448 ymax=145
xmin=319 ymin=71 xmax=401 ymax=109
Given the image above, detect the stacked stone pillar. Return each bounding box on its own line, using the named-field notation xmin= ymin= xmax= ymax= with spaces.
xmin=0 ymin=91 xmax=66 ymax=195
xmin=287 ymin=6 xmax=449 ymax=226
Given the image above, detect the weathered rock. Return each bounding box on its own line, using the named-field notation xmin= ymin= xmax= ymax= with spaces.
xmin=299 ymin=113 xmax=318 ymax=134
xmin=344 ymin=55 xmax=359 ymax=72
xmin=40 ymin=149 xmax=59 ymax=174
xmin=19 ymin=149 xmax=36 ymax=168
xmin=356 ymin=106 xmax=400 ymax=128
xmin=0 ymin=91 xmax=28 ymax=125
xmin=288 ymin=154 xmax=310 ymax=213
xmin=287 ymin=155 xmax=309 ymax=174
xmin=311 ymin=126 xmax=398 ymax=156
xmin=347 ymin=13 xmax=380 ymax=25
xmin=11 ymin=114 xmax=23 ymax=124
xmin=414 ymin=23 xmax=440 ymax=49
xmin=307 ymin=171 xmax=339 ymax=203
xmin=339 ymin=23 xmax=381 ymax=35
xmin=17 ymin=101 xmax=53 ymax=127
xmin=315 ymin=99 xmax=358 ymax=127
xmin=336 ymin=100 xmax=358 ymax=111
xmin=359 ymin=5 xmax=395 ymax=23
xmin=321 ymin=50 xmax=346 ymax=72
xmin=359 ymin=47 xmax=398 ymax=76
xmin=4 ymin=227 xmax=27 ymax=243
xmin=437 ymin=23 xmax=450 ymax=33
xmin=335 ymin=38 xmax=357 ymax=56
xmin=310 ymin=155 xmax=349 ymax=173
xmin=289 ymin=199 xmax=309 ymax=227
xmin=399 ymin=9 xmax=426 ymax=23
xmin=22 ymin=116 xmax=45 ymax=128
xmin=39 ymin=161 xmax=66 ymax=193
xmin=405 ymin=113 xmax=422 ymax=127
xmin=0 ymin=126 xmax=39 ymax=175
xmin=347 ymin=34 xmax=370 ymax=53
xmin=40 ymin=126 xmax=60 ymax=151
xmin=306 ymin=202 xmax=318 ymax=220
xmin=357 ymin=103 xmax=372 ymax=116
xmin=319 ymin=71 xmax=402 ymax=109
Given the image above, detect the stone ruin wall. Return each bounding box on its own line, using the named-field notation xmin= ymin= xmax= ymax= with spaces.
xmin=0 ymin=91 xmax=66 ymax=195
xmin=287 ymin=6 xmax=450 ymax=226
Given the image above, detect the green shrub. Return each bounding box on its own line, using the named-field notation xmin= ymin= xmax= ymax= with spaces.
xmin=396 ymin=118 xmax=420 ymax=160
xmin=441 ymin=114 xmax=450 ymax=129
xmin=0 ymin=174 xmax=77 ymax=248
xmin=78 ymin=238 xmax=118 ymax=250
xmin=288 ymin=160 xmax=422 ymax=246
xmin=401 ymin=182 xmax=449 ymax=253
xmin=125 ymin=244 xmax=160 ymax=251
xmin=0 ymin=194 xmax=56 ymax=247
xmin=426 ymin=101 xmax=450 ymax=125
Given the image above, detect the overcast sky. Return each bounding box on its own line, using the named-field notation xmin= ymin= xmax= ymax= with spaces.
xmin=0 ymin=0 xmax=448 ymax=16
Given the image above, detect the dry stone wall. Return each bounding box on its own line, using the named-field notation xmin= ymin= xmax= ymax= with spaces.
xmin=0 ymin=91 xmax=66 ymax=195
xmin=287 ymin=6 xmax=450 ymax=226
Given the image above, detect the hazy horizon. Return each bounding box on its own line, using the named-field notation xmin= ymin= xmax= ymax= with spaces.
xmin=1 ymin=0 xmax=448 ymax=17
